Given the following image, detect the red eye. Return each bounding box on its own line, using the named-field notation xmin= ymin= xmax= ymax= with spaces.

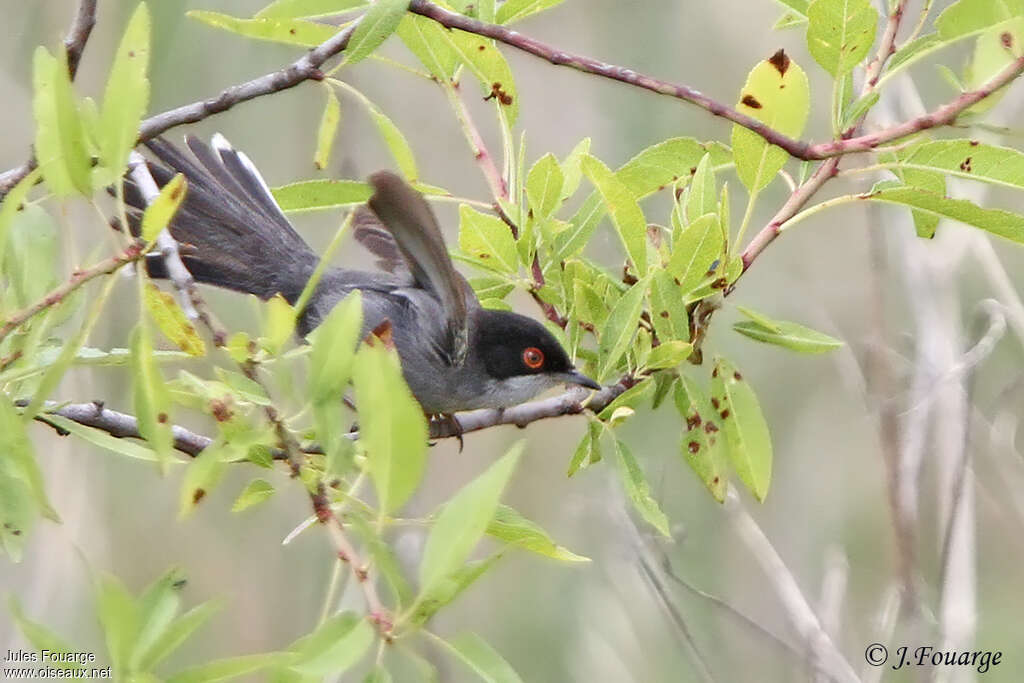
xmin=522 ymin=347 xmax=544 ymax=369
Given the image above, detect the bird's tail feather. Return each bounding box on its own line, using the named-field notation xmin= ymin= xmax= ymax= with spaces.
xmin=123 ymin=135 xmax=318 ymax=303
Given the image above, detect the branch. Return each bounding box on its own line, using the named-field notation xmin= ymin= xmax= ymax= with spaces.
xmin=407 ymin=0 xmax=812 ymax=160
xmin=64 ymin=0 xmax=98 ymax=79
xmin=0 ymin=0 xmax=98 ymax=195
xmin=0 ymin=243 xmax=146 ymax=343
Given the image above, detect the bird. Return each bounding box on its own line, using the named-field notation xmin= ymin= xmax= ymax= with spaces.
xmin=123 ymin=134 xmax=600 ymax=420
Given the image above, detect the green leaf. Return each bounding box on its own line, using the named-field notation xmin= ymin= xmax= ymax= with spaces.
xmin=418 ymin=443 xmax=522 ymax=599
xmin=32 ymin=47 xmax=91 ymax=196
xmin=441 ymin=29 xmax=519 ymax=123
xmin=364 ymin=666 xmax=393 ymax=683
xmin=136 ymin=600 xmax=220 ymax=671
xmin=232 ymin=479 xmax=276 ymax=512
xmin=774 ymin=11 xmax=808 ymax=29
xmin=806 ymin=0 xmax=878 ymax=77
xmin=353 ymin=340 xmax=429 ymax=514
xmin=865 ymin=185 xmax=1024 ymax=243
xmin=648 ymin=270 xmax=690 ymax=343
xmin=774 ymin=0 xmax=810 ymax=16
xmin=335 ymin=82 xmax=419 ymax=181
xmin=886 ymin=33 xmax=943 ymax=74
xmin=840 ymin=91 xmax=880 ymax=129
xmin=486 ymin=505 xmax=589 ymax=562
xmin=567 ymin=420 xmax=601 ymax=476
xmin=0 ymin=398 xmax=56 ymax=560
xmin=272 ymin=179 xmax=372 ymax=211
xmin=496 ymin=0 xmax=565 ymax=23
xmin=582 ymin=155 xmax=647 ymax=275
xmin=674 ymin=376 xmax=727 ymax=502
xmin=289 ymin=612 xmax=374 ymax=676
xmin=526 ymin=153 xmax=564 ymax=218
xmin=439 ymin=632 xmax=524 ymax=683
xmin=935 ymin=0 xmax=1024 ymax=39
xmin=458 ymin=205 xmax=518 ymax=273
xmin=731 ymin=50 xmax=811 ymax=194
xmin=612 ymin=440 xmax=670 ymax=536
xmin=144 ymin=283 xmax=205 ymax=356
xmin=617 ymin=138 xmax=732 ymax=199
xmin=257 ymin=0 xmax=368 ymax=19
xmin=39 ymin=414 xmax=163 ymax=462
xmin=596 ymin=279 xmax=647 ymax=383
xmin=314 ymin=87 xmax=342 ymax=170
xmin=964 ymin=17 xmax=1024 ymax=115
xmin=667 ymin=213 xmax=723 ymax=295
xmin=187 ymin=10 xmax=340 ymax=47
xmin=131 ymin=324 xmax=174 ymax=467
xmin=96 ymin=573 xmax=140 ymax=676
xmin=140 ymin=173 xmax=186 ymax=241
xmin=262 ymin=294 xmax=296 ymax=355
xmin=711 ymin=357 xmax=772 ymax=502
xmin=644 ymin=340 xmax=693 ymax=370
xmin=8 ymin=597 xmax=82 ymax=667
xmin=179 ymin=441 xmax=229 ymax=517
xmin=733 ymin=306 xmax=843 ymax=353
xmin=559 ymin=138 xmax=591 ymax=200
xmin=345 ymin=0 xmax=410 ymax=65
xmin=685 ymin=153 xmax=716 ymax=222
xmin=412 ymin=554 xmax=502 ymax=626
xmin=131 ymin=569 xmax=187 ymax=673
xmin=3 ymin=398 xmax=57 ymax=523
xmin=168 ymin=653 xmax=295 ymax=683
xmin=309 ymin=292 xmax=362 ymax=403
xmin=100 ymin=3 xmax=150 ymax=174
xmin=0 ymin=169 xmax=42 ymax=271
xmin=397 ymin=14 xmax=459 ymax=81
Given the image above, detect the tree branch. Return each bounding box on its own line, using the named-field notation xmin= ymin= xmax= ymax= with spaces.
xmin=64 ymin=0 xmax=98 ymax=79
xmin=0 ymin=243 xmax=146 ymax=343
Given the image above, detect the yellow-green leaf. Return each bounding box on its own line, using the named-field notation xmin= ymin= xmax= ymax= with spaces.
xmin=131 ymin=324 xmax=174 ymax=468
xmin=188 ymin=10 xmax=341 ymax=47
xmin=526 ymin=153 xmax=564 ymax=218
xmin=100 ymin=3 xmax=151 ymax=174
xmin=733 ymin=306 xmax=843 ymax=354
xmin=667 ymin=213 xmax=723 ymax=295
xmin=344 ymin=0 xmax=410 ymax=65
xmin=582 ymin=155 xmax=647 ymax=275
xmin=486 ymin=504 xmax=589 ymax=562
xmin=143 ymin=284 xmax=205 ymax=356
xmin=256 ymin=0 xmax=368 ymax=19
xmin=32 ymin=47 xmax=91 ymax=197
xmin=613 ymin=440 xmax=670 ymax=536
xmin=458 ymin=205 xmax=518 ymax=273
xmin=441 ymin=29 xmax=519 ymax=123
xmin=272 ymin=179 xmax=372 ymax=211
xmin=314 ymin=87 xmax=342 ymax=170
xmin=353 ymin=340 xmax=428 ymax=515
xmin=806 ymin=0 xmax=878 ymax=77
xmin=731 ymin=50 xmax=810 ymax=194
xmin=673 ymin=376 xmax=727 ymax=502
xmin=397 ymin=13 xmax=459 ymax=81
xmin=140 ymin=173 xmax=186 ymax=242
xmin=596 ymin=279 xmax=646 ymax=383
xmin=231 ymin=479 xmax=276 ymax=512
xmin=710 ymin=357 xmax=772 ymax=502
xmin=865 ymin=186 xmax=1024 ymax=244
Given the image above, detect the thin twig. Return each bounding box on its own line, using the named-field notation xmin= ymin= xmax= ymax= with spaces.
xmin=724 ymin=486 xmax=859 ymax=683
xmin=0 ymin=244 xmax=146 ymax=343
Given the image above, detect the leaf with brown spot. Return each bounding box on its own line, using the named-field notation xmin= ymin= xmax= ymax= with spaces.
xmin=673 ymin=376 xmax=727 ymax=502
xmin=711 ymin=357 xmax=772 ymax=502
xmin=144 ymin=284 xmax=206 ymax=356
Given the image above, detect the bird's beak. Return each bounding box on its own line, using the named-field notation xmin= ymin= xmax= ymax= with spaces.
xmin=562 ymin=369 xmax=601 ymax=391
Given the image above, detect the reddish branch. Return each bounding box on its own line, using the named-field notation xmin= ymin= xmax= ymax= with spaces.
xmin=0 ymin=243 xmax=146 ymax=343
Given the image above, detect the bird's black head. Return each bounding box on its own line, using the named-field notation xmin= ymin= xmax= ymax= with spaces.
xmin=471 ymin=309 xmax=600 ymax=393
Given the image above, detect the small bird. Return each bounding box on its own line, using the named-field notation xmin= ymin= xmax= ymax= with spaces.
xmin=124 ymin=135 xmax=600 ymax=417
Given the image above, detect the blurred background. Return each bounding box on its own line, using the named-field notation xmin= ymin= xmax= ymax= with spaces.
xmin=2 ymin=0 xmax=1024 ymax=681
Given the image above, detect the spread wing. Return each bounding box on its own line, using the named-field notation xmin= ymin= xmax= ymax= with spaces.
xmin=367 ymin=172 xmax=472 ymax=365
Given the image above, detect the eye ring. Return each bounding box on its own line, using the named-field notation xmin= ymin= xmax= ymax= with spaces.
xmin=522 ymin=347 xmax=544 ymax=369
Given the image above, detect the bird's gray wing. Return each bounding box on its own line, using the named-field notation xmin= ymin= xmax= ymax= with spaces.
xmin=367 ymin=172 xmax=473 ymax=365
